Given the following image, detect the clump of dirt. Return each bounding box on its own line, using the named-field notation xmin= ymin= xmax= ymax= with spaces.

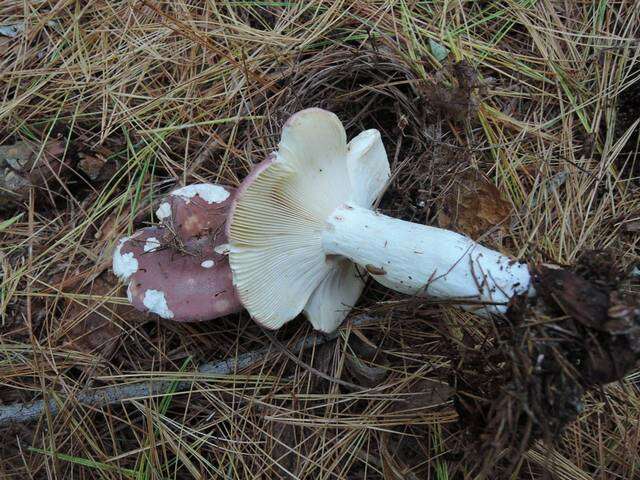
xmin=446 ymin=251 xmax=640 ymax=476
xmin=418 ymin=59 xmax=482 ymax=122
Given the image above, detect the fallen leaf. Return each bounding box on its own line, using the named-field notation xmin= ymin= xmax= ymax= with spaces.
xmin=78 ymin=154 xmax=105 ymax=180
xmin=94 ymin=213 xmax=119 ymax=240
xmin=420 ymin=60 xmax=480 ymax=121
xmin=379 ymin=432 xmax=425 ymax=480
xmin=438 ymin=169 xmax=511 ymax=239
xmin=78 ymin=153 xmax=117 ymax=182
xmin=0 ymin=140 xmax=68 ymax=207
xmin=264 ymin=405 xmax=318 ymax=476
xmin=378 ymin=378 xmax=454 ymax=479
xmin=388 ymin=378 xmax=453 ymax=413
xmin=62 ymin=272 xmax=136 ymax=360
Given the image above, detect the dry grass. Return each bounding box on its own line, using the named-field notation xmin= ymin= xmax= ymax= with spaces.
xmin=1 ymin=0 xmax=639 ymax=478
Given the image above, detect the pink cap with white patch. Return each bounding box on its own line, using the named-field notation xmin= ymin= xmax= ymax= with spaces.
xmin=113 ymin=183 xmax=241 ymax=321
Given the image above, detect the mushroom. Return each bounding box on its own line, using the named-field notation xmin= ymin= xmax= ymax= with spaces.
xmin=227 ymin=108 xmax=532 ymax=332
xmin=113 ymin=184 xmax=242 ymax=321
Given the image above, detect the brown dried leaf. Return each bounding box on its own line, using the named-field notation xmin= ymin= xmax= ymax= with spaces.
xmin=62 ymin=272 xmax=136 ymax=360
xmin=265 ymin=406 xmax=316 ymax=476
xmin=307 ymin=341 xmax=336 ymax=392
xmin=94 ymin=213 xmax=119 ymax=241
xmin=420 ymin=60 xmax=480 ymax=122
xmin=78 ymin=154 xmax=105 ymax=180
xmin=438 ymin=169 xmax=511 ymax=239
xmin=0 ymin=140 xmax=67 ymax=206
xmin=388 ymin=378 xmax=453 ymax=413
xmin=269 ymin=418 xmax=299 ymax=474
xmin=78 ymin=153 xmax=117 ymax=182
xmin=378 ymin=376 xmax=453 ymax=480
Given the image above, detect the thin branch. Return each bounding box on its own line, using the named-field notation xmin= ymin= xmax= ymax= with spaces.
xmin=0 ymin=315 xmax=377 ymax=427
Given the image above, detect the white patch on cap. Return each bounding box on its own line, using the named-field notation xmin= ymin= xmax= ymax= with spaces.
xmin=126 ymin=283 xmax=133 ymax=302
xmin=155 ymin=202 xmax=171 ymax=220
xmin=170 ymin=184 xmax=230 ymax=204
xmin=143 ymin=289 xmax=174 ymax=319
xmin=215 ymin=299 xmax=230 ymax=312
xmin=144 ymin=237 xmax=161 ymax=252
xmin=112 ymin=237 xmax=139 ymax=281
xmin=201 ymin=260 xmax=215 ymax=268
xmin=214 ymin=243 xmax=230 ymax=255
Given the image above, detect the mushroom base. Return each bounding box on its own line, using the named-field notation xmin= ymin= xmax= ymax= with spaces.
xmin=321 ymin=203 xmax=532 ymax=315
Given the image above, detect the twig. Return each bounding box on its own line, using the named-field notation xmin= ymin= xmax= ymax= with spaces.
xmin=0 ymin=315 xmax=377 ymax=427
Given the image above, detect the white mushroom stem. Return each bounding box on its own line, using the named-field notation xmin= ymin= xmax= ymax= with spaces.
xmin=322 ymin=203 xmax=532 ymax=315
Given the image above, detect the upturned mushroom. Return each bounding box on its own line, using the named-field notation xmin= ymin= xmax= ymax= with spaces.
xmin=113 ymin=184 xmax=242 ymax=321
xmin=227 ymin=108 xmax=532 ymax=332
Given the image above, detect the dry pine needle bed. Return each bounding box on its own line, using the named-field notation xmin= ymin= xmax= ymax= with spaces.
xmin=1 ymin=1 xmax=639 ymax=479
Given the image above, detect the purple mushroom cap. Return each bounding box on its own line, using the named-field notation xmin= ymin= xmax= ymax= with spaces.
xmin=113 ymin=184 xmax=242 ymax=322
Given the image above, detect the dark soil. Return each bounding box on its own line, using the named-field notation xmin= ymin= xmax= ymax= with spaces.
xmin=446 ymin=251 xmax=640 ymax=476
